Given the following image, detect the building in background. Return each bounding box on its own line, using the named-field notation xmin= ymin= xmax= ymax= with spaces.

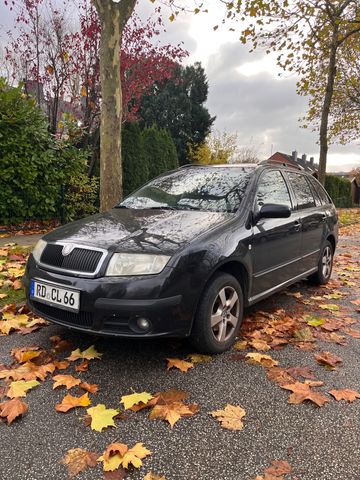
xmin=268 ymin=151 xmax=318 ymax=178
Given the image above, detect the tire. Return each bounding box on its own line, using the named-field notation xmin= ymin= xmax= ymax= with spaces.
xmin=190 ymin=272 xmax=244 ymax=354
xmin=308 ymin=240 xmax=334 ymax=285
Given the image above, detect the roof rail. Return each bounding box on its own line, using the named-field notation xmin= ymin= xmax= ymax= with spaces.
xmin=259 ymin=160 xmax=303 ymax=171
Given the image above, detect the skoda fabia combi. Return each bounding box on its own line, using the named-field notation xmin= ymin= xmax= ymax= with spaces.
xmin=24 ymin=162 xmax=338 ymax=353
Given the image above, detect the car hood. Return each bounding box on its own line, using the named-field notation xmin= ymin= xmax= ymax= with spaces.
xmin=44 ymin=208 xmax=232 ymax=254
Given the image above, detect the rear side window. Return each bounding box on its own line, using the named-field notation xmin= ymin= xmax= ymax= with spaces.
xmin=307 ymin=176 xmax=331 ymax=205
xmin=287 ymin=173 xmax=316 ymax=209
xmin=255 ymin=170 xmax=292 ymax=209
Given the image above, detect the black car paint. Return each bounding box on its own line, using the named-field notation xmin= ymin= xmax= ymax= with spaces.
xmin=23 ymin=164 xmax=338 ymax=338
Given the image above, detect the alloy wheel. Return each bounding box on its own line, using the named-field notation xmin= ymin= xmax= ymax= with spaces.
xmin=210 ymin=286 xmax=240 ymax=343
xmin=322 ymin=246 xmax=332 ymax=279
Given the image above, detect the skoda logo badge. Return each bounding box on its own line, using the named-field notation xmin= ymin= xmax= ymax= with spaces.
xmin=62 ymin=244 xmax=75 ymax=256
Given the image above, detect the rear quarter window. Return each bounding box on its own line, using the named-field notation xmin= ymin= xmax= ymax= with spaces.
xmin=307 ymin=176 xmax=331 ymax=205
xmin=287 ymin=172 xmax=316 ymax=209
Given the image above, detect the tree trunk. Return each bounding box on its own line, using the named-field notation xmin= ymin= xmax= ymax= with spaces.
xmin=93 ymin=0 xmax=136 ymax=212
xmin=318 ymin=31 xmax=338 ymax=185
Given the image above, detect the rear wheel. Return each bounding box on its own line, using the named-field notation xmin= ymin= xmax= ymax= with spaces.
xmin=308 ymin=240 xmax=333 ymax=285
xmin=190 ymin=272 xmax=243 ymax=354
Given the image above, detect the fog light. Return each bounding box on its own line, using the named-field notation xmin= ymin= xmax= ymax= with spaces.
xmin=137 ymin=317 xmax=150 ymax=331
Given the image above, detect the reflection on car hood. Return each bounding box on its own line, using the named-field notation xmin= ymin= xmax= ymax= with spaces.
xmin=44 ymin=208 xmax=231 ymax=254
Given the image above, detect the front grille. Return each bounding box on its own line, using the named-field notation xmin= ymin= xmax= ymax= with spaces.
xmin=33 ymin=301 xmax=93 ymax=328
xmin=40 ymin=244 xmax=103 ymax=273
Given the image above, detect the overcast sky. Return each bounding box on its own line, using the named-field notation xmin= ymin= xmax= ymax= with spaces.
xmin=1 ymin=1 xmax=359 ymax=171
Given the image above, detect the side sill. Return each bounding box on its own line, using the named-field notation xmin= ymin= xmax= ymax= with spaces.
xmin=248 ymin=267 xmax=318 ymax=306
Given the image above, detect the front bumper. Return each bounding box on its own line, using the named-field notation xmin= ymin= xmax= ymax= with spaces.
xmin=24 ymin=257 xmax=195 ymax=338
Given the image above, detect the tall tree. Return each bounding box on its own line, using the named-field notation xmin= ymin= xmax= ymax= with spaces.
xmin=91 ymin=0 xmax=136 ymax=211
xmin=222 ymin=0 xmax=360 ymax=184
xmin=140 ymin=62 xmax=215 ymax=165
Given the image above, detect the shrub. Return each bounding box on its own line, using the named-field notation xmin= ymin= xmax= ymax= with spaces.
xmin=122 ymin=122 xmax=148 ymax=197
xmin=325 ymin=175 xmax=352 ymax=208
xmin=0 ymin=79 xmax=60 ymax=223
xmin=141 ymin=125 xmax=178 ymax=180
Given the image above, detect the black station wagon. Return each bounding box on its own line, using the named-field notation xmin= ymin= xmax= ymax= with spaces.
xmin=24 ymin=162 xmax=338 ymax=353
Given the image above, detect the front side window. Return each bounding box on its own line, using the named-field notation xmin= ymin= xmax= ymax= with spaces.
xmin=287 ymin=173 xmax=316 ymax=209
xmin=255 ymin=170 xmax=292 ymax=209
xmin=119 ymin=167 xmax=254 ymax=213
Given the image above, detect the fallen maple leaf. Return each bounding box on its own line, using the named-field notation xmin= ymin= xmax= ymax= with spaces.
xmin=281 ymin=381 xmax=329 ymax=407
xmin=53 ymin=374 xmax=81 ymax=390
xmin=149 ymin=401 xmax=198 ymax=428
xmin=7 ymin=380 xmax=40 ymax=398
xmin=329 ymin=389 xmax=360 ymax=402
xmin=0 ymin=398 xmax=28 ymax=423
xmin=233 ymin=340 xmax=248 ymax=350
xmin=343 ymin=327 xmax=360 ymax=339
xmin=120 ymin=392 xmax=153 ymax=410
xmin=55 ymin=393 xmax=91 ymax=413
xmin=11 ymin=346 xmax=42 ymax=363
xmin=249 ymin=339 xmax=271 ymax=351
xmin=67 ymin=345 xmax=102 ymax=361
xmin=187 ymin=353 xmax=212 ymax=363
xmin=319 ymin=303 xmax=340 ymax=311
xmin=245 ymin=353 xmax=278 ymax=368
xmin=60 ymin=448 xmax=98 ymax=477
xmin=314 ymin=351 xmax=343 ymax=369
xmin=166 ymin=358 xmax=193 ymax=373
xmin=80 ymin=382 xmax=99 ymax=394
xmin=86 ymin=404 xmax=118 ymax=431
xmin=144 ymin=472 xmax=166 ymax=480
xmin=265 ymin=459 xmax=292 ymax=476
xmin=99 ymin=442 xmax=151 ymax=471
xmin=210 ymin=404 xmax=246 ymax=431
xmin=75 ymin=360 xmax=89 ymax=372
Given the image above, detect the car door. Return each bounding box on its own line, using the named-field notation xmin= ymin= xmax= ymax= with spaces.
xmin=286 ymin=172 xmax=326 ymax=273
xmin=250 ymin=169 xmax=302 ymax=299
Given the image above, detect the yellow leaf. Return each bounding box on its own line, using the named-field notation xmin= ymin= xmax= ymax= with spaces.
xmin=149 ymin=402 xmax=198 ymax=428
xmin=86 ymin=404 xmax=118 ymax=432
xmin=245 ymin=352 xmax=278 ymax=368
xmin=234 ymin=340 xmax=248 ymax=350
xmin=210 ymin=404 xmax=246 ymax=430
xmin=81 ymin=85 xmax=87 ymax=97
xmin=99 ymin=442 xmax=151 ymax=471
xmin=166 ymin=358 xmax=193 ymax=373
xmin=169 ymin=13 xmax=175 ymax=22
xmin=187 ymin=354 xmax=212 ymax=363
xmin=67 ymin=345 xmax=102 ymax=361
xmin=120 ymin=392 xmax=153 ymax=410
xmin=7 ymin=380 xmax=40 ymax=398
xmin=55 ymin=393 xmax=91 ymax=413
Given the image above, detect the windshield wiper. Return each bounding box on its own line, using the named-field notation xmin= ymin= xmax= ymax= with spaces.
xmin=177 ymin=204 xmax=202 ymax=211
xmin=114 ymin=205 xmax=129 ymax=209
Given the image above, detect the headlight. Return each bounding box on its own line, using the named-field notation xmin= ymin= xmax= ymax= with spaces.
xmin=32 ymin=239 xmax=47 ymax=263
xmin=105 ymin=253 xmax=170 ymax=276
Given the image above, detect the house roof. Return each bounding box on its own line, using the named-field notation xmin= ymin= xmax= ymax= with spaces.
xmin=269 ymin=152 xmax=318 ymax=174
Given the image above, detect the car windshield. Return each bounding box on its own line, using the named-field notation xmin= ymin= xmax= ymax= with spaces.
xmin=118 ymin=166 xmax=254 ymax=213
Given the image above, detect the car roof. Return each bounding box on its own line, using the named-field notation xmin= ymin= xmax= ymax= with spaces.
xmin=179 ymin=161 xmax=304 ymax=172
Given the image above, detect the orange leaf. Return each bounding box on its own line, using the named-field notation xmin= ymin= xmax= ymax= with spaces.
xmin=265 ymin=460 xmax=292 ymax=476
xmin=281 ymin=381 xmax=329 ymax=407
xmin=53 ymin=374 xmax=81 ymax=390
xmin=60 ymin=448 xmax=98 ymax=477
xmin=329 ymin=389 xmax=360 ymax=402
xmin=55 ymin=393 xmax=91 ymax=412
xmin=314 ymin=351 xmax=342 ymax=369
xmin=0 ymin=398 xmax=28 ymax=424
xmin=75 ymin=360 xmax=89 ymax=372
xmin=80 ymin=382 xmax=99 ymax=394
xmin=166 ymin=358 xmax=193 ymax=373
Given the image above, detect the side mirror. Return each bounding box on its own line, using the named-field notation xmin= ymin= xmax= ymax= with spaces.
xmin=255 ymin=203 xmax=291 ymax=222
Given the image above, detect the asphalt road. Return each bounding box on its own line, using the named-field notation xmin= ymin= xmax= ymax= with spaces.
xmin=1 ymin=227 xmax=359 ymax=480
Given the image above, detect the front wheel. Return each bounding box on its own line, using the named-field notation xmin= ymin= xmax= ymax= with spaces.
xmin=308 ymin=240 xmax=334 ymax=285
xmin=190 ymin=272 xmax=243 ymax=354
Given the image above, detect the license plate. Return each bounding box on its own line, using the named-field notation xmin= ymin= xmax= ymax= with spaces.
xmin=30 ymin=279 xmax=80 ymax=313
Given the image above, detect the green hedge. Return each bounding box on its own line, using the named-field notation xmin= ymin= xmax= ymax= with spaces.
xmin=0 ymin=78 xmax=97 ymax=224
xmin=122 ymin=123 xmax=178 ymax=197
xmin=325 ymin=175 xmax=353 ymax=208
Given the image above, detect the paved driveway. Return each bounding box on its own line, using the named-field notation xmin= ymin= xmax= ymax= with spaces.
xmin=1 ymin=225 xmax=359 ymax=480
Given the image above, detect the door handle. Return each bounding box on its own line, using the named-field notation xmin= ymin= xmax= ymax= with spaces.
xmin=293 ymin=221 xmax=301 ymax=231
xmin=322 ymin=214 xmax=327 ymax=222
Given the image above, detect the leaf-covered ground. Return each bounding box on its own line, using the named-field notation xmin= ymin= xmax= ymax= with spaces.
xmin=0 ymin=217 xmax=360 ymax=480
